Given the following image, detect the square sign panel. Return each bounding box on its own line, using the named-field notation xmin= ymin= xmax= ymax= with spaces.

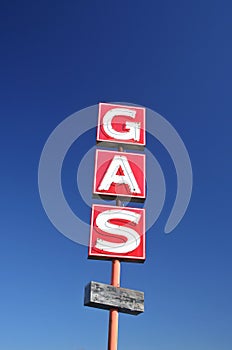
xmin=97 ymin=103 xmax=146 ymax=147
xmin=93 ymin=149 xmax=146 ymax=200
xmin=88 ymin=204 xmax=146 ymax=262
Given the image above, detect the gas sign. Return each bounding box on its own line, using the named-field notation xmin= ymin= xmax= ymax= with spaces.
xmin=89 ymin=102 xmax=146 ymax=261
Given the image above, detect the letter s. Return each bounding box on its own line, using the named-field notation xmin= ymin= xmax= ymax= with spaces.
xmin=95 ymin=209 xmax=141 ymax=254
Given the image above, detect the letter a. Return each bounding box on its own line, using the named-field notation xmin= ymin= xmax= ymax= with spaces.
xmin=98 ymin=155 xmax=141 ymax=194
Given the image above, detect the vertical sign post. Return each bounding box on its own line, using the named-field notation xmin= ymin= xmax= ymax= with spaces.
xmin=84 ymin=103 xmax=146 ymax=350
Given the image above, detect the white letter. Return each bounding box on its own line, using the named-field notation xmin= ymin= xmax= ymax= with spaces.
xmin=102 ymin=108 xmax=141 ymax=141
xmin=95 ymin=209 xmax=141 ymax=254
xmin=98 ymin=155 xmax=141 ymax=194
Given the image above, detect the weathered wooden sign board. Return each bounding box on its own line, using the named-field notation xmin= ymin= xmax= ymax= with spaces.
xmin=84 ymin=281 xmax=144 ymax=315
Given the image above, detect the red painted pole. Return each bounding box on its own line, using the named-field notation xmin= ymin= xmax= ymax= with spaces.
xmin=108 ymin=146 xmax=123 ymax=350
xmin=107 ymin=259 xmax=120 ymax=350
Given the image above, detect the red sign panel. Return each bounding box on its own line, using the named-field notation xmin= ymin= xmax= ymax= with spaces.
xmin=88 ymin=204 xmax=146 ymax=262
xmin=97 ymin=103 xmax=146 ymax=147
xmin=93 ymin=149 xmax=146 ymax=200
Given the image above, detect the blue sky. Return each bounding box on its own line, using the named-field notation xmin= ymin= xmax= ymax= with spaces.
xmin=1 ymin=1 xmax=232 ymax=349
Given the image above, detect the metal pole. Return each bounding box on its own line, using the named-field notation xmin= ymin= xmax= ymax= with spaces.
xmin=108 ymin=146 xmax=123 ymax=350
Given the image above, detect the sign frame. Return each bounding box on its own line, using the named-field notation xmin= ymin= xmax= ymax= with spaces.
xmin=93 ymin=149 xmax=146 ymax=201
xmin=97 ymin=102 xmax=146 ymax=149
xmin=88 ymin=204 xmax=146 ymax=262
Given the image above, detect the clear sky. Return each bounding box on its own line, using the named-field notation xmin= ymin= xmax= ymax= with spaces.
xmin=1 ymin=1 xmax=231 ymax=349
